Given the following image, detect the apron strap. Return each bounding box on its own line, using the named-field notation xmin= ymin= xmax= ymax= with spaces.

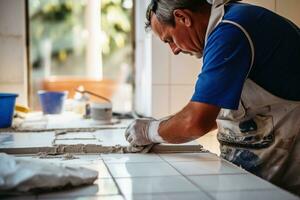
xmin=222 ymin=20 xmax=255 ymax=77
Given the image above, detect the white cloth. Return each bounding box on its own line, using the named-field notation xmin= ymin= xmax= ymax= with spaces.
xmin=0 ymin=153 xmax=98 ymax=192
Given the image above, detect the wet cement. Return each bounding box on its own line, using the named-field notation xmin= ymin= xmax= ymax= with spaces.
xmin=0 ymin=143 xmax=206 ymax=155
xmin=0 ymin=126 xmax=207 ymax=155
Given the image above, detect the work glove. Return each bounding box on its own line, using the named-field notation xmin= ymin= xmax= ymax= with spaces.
xmin=125 ymin=118 xmax=165 ymax=146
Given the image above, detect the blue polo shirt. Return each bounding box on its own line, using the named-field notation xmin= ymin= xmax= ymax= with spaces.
xmin=191 ymin=2 xmax=300 ymax=110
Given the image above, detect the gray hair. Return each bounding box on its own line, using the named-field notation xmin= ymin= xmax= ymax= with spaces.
xmin=145 ymin=0 xmax=208 ymax=31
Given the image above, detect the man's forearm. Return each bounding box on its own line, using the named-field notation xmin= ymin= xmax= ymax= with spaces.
xmin=157 ymin=102 xmax=219 ymax=144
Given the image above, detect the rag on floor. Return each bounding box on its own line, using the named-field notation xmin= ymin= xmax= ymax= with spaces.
xmin=0 ymin=153 xmax=98 ymax=193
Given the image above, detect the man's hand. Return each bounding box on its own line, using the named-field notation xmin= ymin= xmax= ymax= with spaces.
xmin=125 ymin=118 xmax=165 ymax=146
xmin=125 ymin=119 xmax=153 ymax=146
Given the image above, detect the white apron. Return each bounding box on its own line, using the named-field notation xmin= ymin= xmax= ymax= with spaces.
xmin=206 ymin=0 xmax=300 ymax=195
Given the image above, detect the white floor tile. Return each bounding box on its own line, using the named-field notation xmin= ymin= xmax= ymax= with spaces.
xmin=125 ymin=192 xmax=211 ymax=200
xmin=0 ymin=132 xmax=54 ymax=148
xmin=38 ymin=179 xmax=119 ymax=198
xmin=159 ymin=153 xmax=220 ymax=162
xmin=170 ymin=160 xmax=245 ymax=175
xmin=106 ymin=162 xmax=180 ymax=178
xmin=211 ymin=189 xmax=300 ymax=200
xmin=115 ymin=176 xmax=200 ymax=194
xmin=101 ymin=153 xmax=163 ymax=163
xmin=188 ymin=174 xmax=276 ymax=192
xmin=81 ymin=163 xmax=112 ymax=179
xmin=93 ymin=129 xmax=128 ymax=146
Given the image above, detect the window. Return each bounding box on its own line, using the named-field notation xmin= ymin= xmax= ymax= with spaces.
xmin=28 ymin=0 xmax=133 ymax=112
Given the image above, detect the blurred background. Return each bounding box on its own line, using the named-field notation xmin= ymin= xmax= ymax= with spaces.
xmin=28 ymin=0 xmax=133 ymax=112
xmin=0 ymin=0 xmax=299 ymax=154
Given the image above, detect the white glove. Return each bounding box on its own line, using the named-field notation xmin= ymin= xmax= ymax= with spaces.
xmin=125 ymin=118 xmax=165 ymax=146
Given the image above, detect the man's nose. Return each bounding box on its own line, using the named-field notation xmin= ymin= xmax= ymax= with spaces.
xmin=170 ymin=43 xmax=181 ymax=55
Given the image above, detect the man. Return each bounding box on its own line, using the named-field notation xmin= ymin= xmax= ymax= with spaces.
xmin=125 ymin=0 xmax=300 ymax=195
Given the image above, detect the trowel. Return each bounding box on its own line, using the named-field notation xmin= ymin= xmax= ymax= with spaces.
xmin=75 ymin=88 xmax=113 ymax=124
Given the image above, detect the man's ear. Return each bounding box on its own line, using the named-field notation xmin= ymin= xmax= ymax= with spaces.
xmin=173 ymin=9 xmax=192 ymax=27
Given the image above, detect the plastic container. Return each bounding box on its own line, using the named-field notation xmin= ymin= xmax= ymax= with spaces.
xmin=38 ymin=91 xmax=68 ymax=114
xmin=0 ymin=93 xmax=18 ymax=128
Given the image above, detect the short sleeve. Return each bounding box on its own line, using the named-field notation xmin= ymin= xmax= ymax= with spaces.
xmin=191 ymin=22 xmax=252 ymax=110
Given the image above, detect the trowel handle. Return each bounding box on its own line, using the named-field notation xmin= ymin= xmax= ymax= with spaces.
xmin=75 ymin=89 xmax=111 ymax=103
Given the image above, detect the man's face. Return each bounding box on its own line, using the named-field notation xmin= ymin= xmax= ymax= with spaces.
xmin=151 ymin=12 xmax=205 ymax=58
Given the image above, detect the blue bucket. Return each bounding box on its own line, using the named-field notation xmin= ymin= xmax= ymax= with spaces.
xmin=38 ymin=91 xmax=68 ymax=115
xmin=0 ymin=93 xmax=18 ymax=128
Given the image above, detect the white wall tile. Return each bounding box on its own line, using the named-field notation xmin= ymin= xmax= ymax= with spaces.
xmin=276 ymin=0 xmax=300 ymax=27
xmin=242 ymin=0 xmax=276 ymax=11
xmin=152 ymin=36 xmax=170 ymax=84
xmin=0 ymin=83 xmax=27 ymax=105
xmin=0 ymin=0 xmax=25 ymax=36
xmin=0 ymin=36 xmax=26 ymax=83
xmin=151 ymin=85 xmax=170 ymax=118
xmin=170 ymin=85 xmax=194 ymax=114
xmin=170 ymin=54 xmax=201 ymax=84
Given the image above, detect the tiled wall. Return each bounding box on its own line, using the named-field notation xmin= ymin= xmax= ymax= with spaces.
xmin=135 ymin=0 xmax=300 ymax=118
xmin=151 ymin=43 xmax=201 ymax=118
xmin=0 ymin=0 xmax=28 ymax=105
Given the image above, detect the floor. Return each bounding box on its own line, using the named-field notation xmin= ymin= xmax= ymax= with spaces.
xmin=1 ymin=113 xmax=299 ymax=199
xmin=0 ymin=112 xmax=204 ymax=154
xmin=2 ymin=153 xmax=299 ymax=200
